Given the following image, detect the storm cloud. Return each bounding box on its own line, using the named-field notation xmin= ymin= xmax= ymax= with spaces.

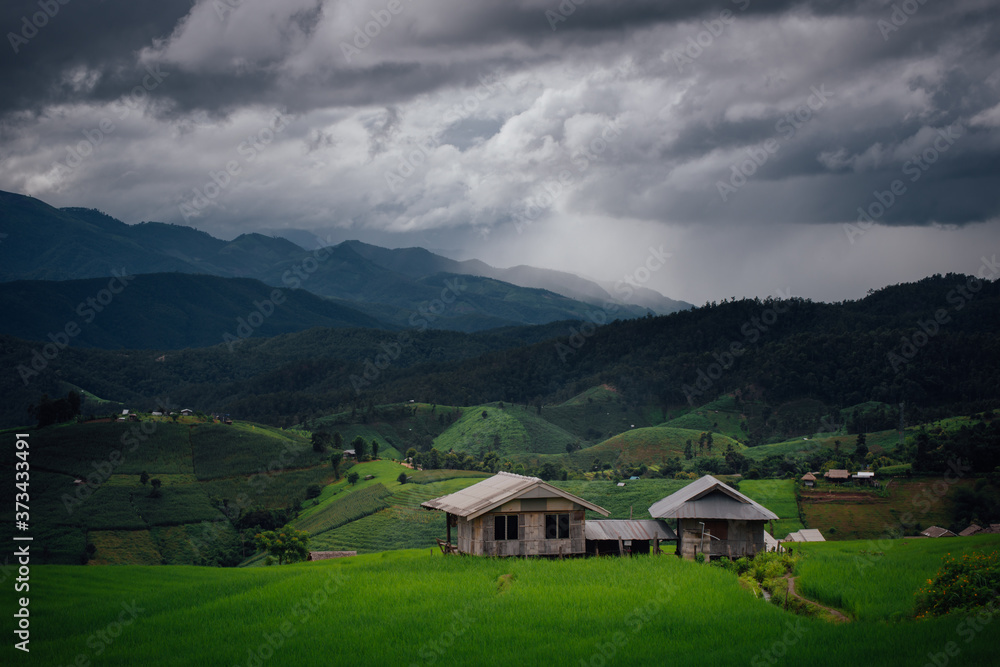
xmin=2 ymin=0 xmax=998 ymax=304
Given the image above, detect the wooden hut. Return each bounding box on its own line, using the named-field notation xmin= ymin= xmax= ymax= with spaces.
xmin=648 ymin=475 xmax=779 ymax=560
xmin=801 ymin=473 xmax=816 ymax=487
xmin=421 ymin=471 xmax=609 ymax=557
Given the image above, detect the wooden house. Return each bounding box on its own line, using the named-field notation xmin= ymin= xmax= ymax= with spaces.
xmin=801 ymin=473 xmax=816 ymax=487
xmin=421 ymin=472 xmax=610 ymax=557
xmin=648 ymin=475 xmax=779 ymax=560
xmin=584 ymin=519 xmax=675 ymax=556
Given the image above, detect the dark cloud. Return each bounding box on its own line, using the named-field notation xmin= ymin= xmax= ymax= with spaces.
xmin=1 ymin=0 xmax=998 ymax=304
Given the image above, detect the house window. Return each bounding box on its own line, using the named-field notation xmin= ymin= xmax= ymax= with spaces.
xmin=545 ymin=513 xmax=570 ymax=539
xmin=494 ymin=515 xmax=518 ymax=541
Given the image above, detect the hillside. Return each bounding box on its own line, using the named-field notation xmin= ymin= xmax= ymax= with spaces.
xmin=0 ymin=273 xmax=386 ymax=349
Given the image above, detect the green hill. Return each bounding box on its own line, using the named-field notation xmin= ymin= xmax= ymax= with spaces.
xmin=432 ymin=403 xmax=581 ymax=456
xmin=586 ymin=426 xmax=744 ymax=467
xmin=661 ymin=395 xmax=746 ymax=442
xmin=0 ymin=419 xmax=332 ymax=565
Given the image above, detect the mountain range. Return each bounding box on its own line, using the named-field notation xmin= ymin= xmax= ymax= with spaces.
xmin=0 ymin=190 xmax=691 ymax=342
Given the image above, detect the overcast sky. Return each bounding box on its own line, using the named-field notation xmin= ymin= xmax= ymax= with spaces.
xmin=2 ymin=0 xmax=998 ymax=305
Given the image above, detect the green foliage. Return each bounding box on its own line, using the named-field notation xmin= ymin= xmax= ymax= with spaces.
xmin=254 ymin=528 xmax=310 ymax=565
xmin=397 ymin=472 xmax=408 ymax=484
xmin=915 ymin=550 xmax=1000 ymax=618
xmin=347 ymin=472 xmax=360 ymax=485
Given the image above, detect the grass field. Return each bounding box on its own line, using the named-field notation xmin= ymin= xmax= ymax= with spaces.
xmin=793 ymin=534 xmax=1000 ymax=621
xmin=662 ymin=395 xmax=746 ymax=442
xmin=432 ymin=404 xmax=580 ymax=456
xmin=581 ymin=426 xmax=744 ymax=468
xmin=10 ymin=539 xmax=1000 ymax=666
xmin=739 ymin=479 xmax=804 ymax=539
xmin=800 ymin=477 xmax=977 ymax=540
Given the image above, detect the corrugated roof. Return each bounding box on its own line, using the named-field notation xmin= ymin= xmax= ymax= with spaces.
xmin=647 ymin=475 xmax=779 ymax=521
xmin=584 ymin=520 xmax=676 ymax=541
xmin=420 ymin=471 xmax=609 ymax=519
xmin=921 ymin=526 xmax=957 ymax=538
xmin=764 ymin=531 xmax=779 ymax=551
xmin=784 ymin=529 xmax=825 ymax=542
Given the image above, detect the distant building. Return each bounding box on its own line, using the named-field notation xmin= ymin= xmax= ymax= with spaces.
xmin=180 ymin=408 xmax=194 ymax=416
xmin=784 ymin=529 xmax=825 ymax=543
xmin=648 ymin=475 xmax=779 ymax=560
xmin=801 ymin=473 xmax=816 ymax=487
xmin=824 ymin=469 xmax=849 ymax=483
xmin=921 ymin=526 xmax=957 ymax=538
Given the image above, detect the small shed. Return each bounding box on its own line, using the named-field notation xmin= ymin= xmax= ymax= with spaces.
xmin=421 ymin=471 xmax=609 ymax=557
xmin=584 ymin=519 xmax=676 ymax=556
xmin=648 ymin=475 xmax=779 ymax=560
xmin=921 ymin=526 xmax=957 ymax=538
xmin=824 ymin=469 xmax=849 ymax=483
xmin=180 ymin=408 xmax=194 ymax=416
xmin=959 ymin=524 xmax=982 ymax=537
xmin=801 ymin=473 xmax=816 ymax=487
xmin=784 ymin=528 xmax=826 ymax=543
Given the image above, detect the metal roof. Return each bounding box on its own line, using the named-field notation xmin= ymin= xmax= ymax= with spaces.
xmin=584 ymin=520 xmax=676 ymax=541
xmin=648 ymin=475 xmax=779 ymax=521
xmin=921 ymin=526 xmax=957 ymax=538
xmin=420 ymin=471 xmax=610 ymax=520
xmin=824 ymin=469 xmax=849 ymax=479
xmin=784 ymin=529 xmax=825 ymax=542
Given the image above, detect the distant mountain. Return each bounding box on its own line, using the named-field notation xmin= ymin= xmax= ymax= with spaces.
xmin=0 ymin=273 xmax=386 ymax=349
xmin=343 ymin=240 xmax=692 ymax=315
xmin=0 ymin=190 xmax=690 ymax=331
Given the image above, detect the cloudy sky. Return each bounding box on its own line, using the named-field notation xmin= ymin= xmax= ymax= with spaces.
xmin=2 ymin=0 xmax=999 ymax=305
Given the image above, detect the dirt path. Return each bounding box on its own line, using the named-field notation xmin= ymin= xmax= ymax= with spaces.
xmin=784 ymin=575 xmax=851 ymax=622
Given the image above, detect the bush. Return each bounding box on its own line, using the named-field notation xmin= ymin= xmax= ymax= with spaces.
xmin=915 ymin=551 xmax=1000 ymax=619
xmin=305 ymin=484 xmax=322 ymax=499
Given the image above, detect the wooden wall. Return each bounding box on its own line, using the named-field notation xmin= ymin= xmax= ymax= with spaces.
xmin=456 ymin=500 xmax=588 ymax=556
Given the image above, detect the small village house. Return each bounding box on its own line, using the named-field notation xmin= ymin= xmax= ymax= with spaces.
xmin=648 ymin=475 xmax=779 ymax=560
xmin=421 ymin=472 xmax=611 ymax=557
xmin=801 ymin=473 xmax=816 ymax=487
xmin=921 ymin=526 xmax=957 ymax=538
xmin=824 ymin=469 xmax=849 ymax=483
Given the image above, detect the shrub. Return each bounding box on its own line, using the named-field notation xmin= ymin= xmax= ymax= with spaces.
xmin=305 ymin=484 xmax=322 ymax=499
xmin=915 ymin=551 xmax=1000 ymax=619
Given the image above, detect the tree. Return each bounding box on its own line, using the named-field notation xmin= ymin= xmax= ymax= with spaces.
xmin=684 ymin=441 xmax=694 ymax=460
xmin=149 ymin=478 xmax=162 ymax=498
xmin=305 ymin=484 xmax=322 ymax=499
xmin=333 ymin=431 xmax=344 ymax=449
xmin=405 ymin=447 xmax=417 ymax=462
xmin=397 ymin=472 xmax=408 ymax=485
xmin=347 ymin=471 xmax=360 ymax=485
xmin=254 ymin=529 xmax=309 ymax=565
xmin=330 ymin=451 xmax=343 ymax=479
xmin=352 ymin=436 xmax=368 ymax=461
xmin=482 ymin=410 xmax=489 ymax=419
xmin=371 ymin=439 xmax=379 ymax=460
xmin=311 ymin=431 xmax=331 ymax=452
xmin=139 ymin=471 xmax=149 ymax=486
xmin=855 ymin=432 xmax=869 ymax=460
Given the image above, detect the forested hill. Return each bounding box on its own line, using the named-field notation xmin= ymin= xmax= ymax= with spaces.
xmin=2 ymin=273 xmax=997 ymax=429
